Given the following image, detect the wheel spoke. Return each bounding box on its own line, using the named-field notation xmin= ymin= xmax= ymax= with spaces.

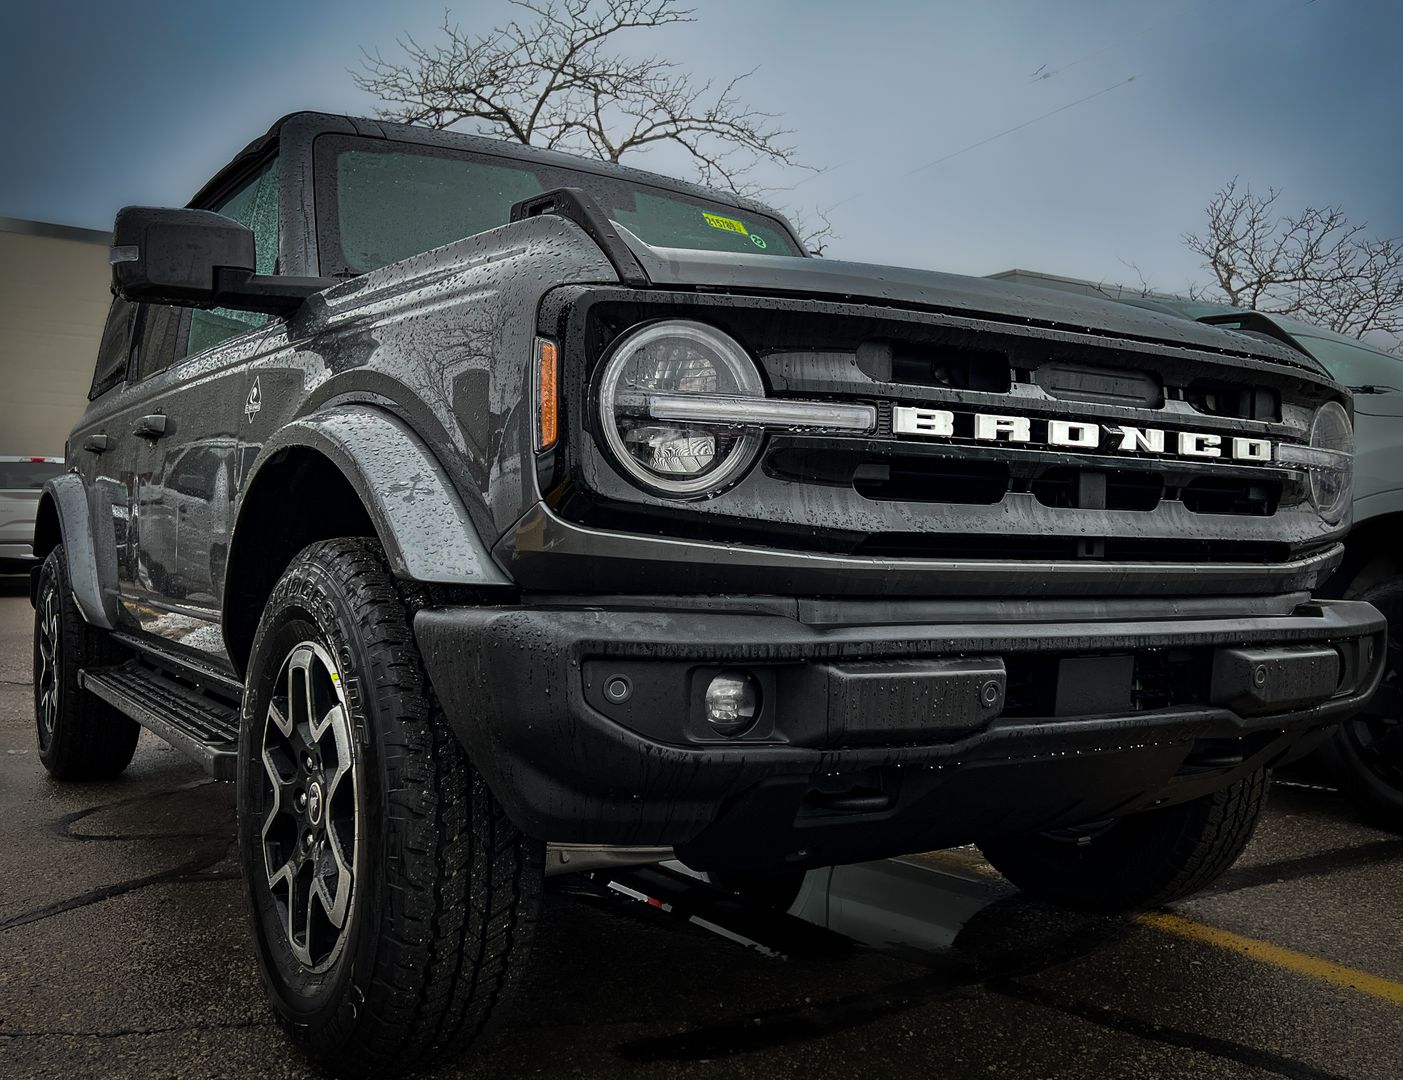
xmin=260 ymin=747 xmax=296 ymax=840
xmin=313 ymin=843 xmax=351 ymax=929
xmin=289 ymin=860 xmax=314 ymax=966
xmin=267 ymin=851 xmax=296 ymax=893
xmin=267 ymin=700 xmax=293 ymax=740
xmin=258 ymin=638 xmax=357 ymax=972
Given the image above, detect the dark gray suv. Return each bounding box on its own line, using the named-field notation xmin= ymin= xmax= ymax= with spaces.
xmin=30 ymin=112 xmax=1385 ymax=1075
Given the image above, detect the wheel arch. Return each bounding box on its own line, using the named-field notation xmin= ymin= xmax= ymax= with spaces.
xmin=223 ymin=406 xmax=511 ymax=677
xmin=31 ymin=474 xmax=117 ymax=628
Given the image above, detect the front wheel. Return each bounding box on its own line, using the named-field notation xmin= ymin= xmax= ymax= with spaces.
xmin=978 ymin=769 xmax=1269 ymax=911
xmin=236 ymin=538 xmax=543 ymax=1076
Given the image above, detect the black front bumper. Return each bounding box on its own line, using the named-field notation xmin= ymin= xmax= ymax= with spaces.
xmin=415 ymin=595 xmax=1385 ymax=871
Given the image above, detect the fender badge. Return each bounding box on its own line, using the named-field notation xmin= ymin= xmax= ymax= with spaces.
xmin=244 ymin=377 xmax=262 ymax=423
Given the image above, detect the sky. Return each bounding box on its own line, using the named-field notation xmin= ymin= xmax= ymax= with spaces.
xmin=2 ymin=0 xmax=1400 ymax=295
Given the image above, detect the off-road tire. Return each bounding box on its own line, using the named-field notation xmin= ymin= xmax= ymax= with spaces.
xmin=978 ymin=768 xmax=1269 ymax=911
xmin=236 ymin=538 xmax=543 ymax=1076
xmin=1318 ymin=576 xmax=1403 ymax=831
xmin=32 ymin=545 xmax=139 ymax=780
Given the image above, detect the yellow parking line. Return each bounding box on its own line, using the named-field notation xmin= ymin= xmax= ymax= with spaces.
xmin=1139 ymin=911 xmax=1403 ymax=1006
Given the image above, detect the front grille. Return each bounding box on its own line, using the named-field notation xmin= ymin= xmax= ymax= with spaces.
xmin=564 ymin=292 xmax=1344 ymax=573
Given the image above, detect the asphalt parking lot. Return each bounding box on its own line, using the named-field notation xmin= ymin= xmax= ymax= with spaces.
xmin=1 ymin=586 xmax=1401 ymax=1080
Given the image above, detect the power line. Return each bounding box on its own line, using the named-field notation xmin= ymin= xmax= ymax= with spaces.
xmin=828 ymin=74 xmax=1137 ymax=211
xmin=904 ymin=75 xmax=1137 ymax=178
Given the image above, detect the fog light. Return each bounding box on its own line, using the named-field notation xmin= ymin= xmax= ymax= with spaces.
xmin=704 ymin=670 xmax=761 ymax=737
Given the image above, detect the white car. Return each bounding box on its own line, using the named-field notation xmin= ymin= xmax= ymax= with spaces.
xmin=0 ymin=457 xmax=64 ymax=572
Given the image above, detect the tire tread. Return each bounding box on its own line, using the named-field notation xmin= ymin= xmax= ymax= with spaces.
xmin=34 ymin=547 xmax=139 ymax=780
xmin=979 ymin=769 xmax=1269 ymax=912
xmin=249 ymin=538 xmax=541 ymax=1075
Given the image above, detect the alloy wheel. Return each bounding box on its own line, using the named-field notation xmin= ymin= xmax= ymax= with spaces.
xmin=260 ymin=640 xmax=358 ymax=972
xmin=35 ymin=583 xmax=60 ymax=739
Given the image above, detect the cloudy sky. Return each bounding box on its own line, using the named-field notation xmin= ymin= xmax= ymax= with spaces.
xmin=3 ymin=0 xmax=1399 ymax=294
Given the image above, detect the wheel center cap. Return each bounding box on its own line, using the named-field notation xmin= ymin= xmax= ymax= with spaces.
xmin=307 ymin=782 xmax=324 ymax=827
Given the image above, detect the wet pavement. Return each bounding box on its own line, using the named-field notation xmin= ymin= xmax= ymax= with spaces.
xmin=1 ymin=586 xmax=1401 ymax=1079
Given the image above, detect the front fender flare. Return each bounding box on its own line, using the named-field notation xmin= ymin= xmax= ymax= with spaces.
xmin=37 ymin=474 xmax=118 ymax=629
xmin=240 ymin=405 xmax=512 ymax=587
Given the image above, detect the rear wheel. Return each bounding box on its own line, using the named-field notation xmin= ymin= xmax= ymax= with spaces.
xmin=32 ymin=546 xmax=139 ymax=780
xmin=1318 ymin=576 xmax=1403 ymax=830
xmin=978 ymin=769 xmax=1269 ymax=911
xmin=237 ymin=538 xmax=542 ymax=1077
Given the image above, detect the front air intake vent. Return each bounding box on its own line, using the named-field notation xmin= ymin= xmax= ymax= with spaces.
xmin=1033 ymin=361 xmax=1164 ymax=409
xmin=1185 ymin=379 xmax=1281 ymax=421
xmin=857 ymin=339 xmax=1011 ymax=393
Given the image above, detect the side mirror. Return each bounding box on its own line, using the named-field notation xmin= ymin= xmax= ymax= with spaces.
xmin=111 ymin=207 xmax=255 ymax=305
xmin=110 ymin=207 xmax=334 ymax=316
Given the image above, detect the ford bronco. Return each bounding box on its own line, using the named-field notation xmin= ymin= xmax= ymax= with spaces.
xmin=30 ymin=112 xmax=1386 ymax=1074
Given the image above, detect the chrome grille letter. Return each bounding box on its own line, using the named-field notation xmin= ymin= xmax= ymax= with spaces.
xmin=1108 ymin=425 xmax=1166 ymax=453
xmin=1232 ymin=437 xmax=1273 ymax=462
xmin=892 ymin=406 xmax=955 ymax=437
xmin=974 ymin=414 xmax=1031 ymax=442
xmin=1047 ymin=420 xmax=1099 ymax=448
xmin=1179 ymin=432 xmax=1222 ymax=458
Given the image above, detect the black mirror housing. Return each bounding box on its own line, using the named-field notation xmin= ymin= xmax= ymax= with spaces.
xmin=110 ymin=206 xmax=335 ymax=316
xmin=111 ymin=207 xmax=256 ymax=305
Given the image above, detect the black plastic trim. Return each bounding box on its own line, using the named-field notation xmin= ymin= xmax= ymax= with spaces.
xmin=510 ymin=187 xmax=650 ymax=287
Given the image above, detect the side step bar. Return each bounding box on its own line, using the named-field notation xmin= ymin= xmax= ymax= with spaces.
xmin=79 ymin=662 xmax=241 ymax=780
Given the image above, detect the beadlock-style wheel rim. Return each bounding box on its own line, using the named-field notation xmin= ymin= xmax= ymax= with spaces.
xmin=36 ymin=583 xmax=59 ymax=738
xmin=260 ymin=641 xmax=358 ymax=973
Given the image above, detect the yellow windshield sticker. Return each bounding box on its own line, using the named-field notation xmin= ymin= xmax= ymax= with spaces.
xmin=703 ymin=212 xmax=749 ymax=236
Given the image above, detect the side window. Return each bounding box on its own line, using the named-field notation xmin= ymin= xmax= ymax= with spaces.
xmin=330 ymin=147 xmax=542 ymax=274
xmin=187 ymin=155 xmax=280 ymax=357
xmin=90 ymin=297 xmax=136 ymax=399
xmin=133 ymin=305 xmax=187 ymax=382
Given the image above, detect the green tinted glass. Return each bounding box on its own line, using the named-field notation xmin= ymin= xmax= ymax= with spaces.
xmin=189 ymin=157 xmax=280 ymax=355
xmin=337 ymin=150 xmax=544 ymax=273
xmin=608 ymin=195 xmax=791 ymax=256
xmin=322 ymin=143 xmax=803 ymax=274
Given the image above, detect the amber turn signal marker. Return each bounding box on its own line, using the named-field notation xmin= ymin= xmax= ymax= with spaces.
xmin=537 ymin=339 xmax=559 ymax=450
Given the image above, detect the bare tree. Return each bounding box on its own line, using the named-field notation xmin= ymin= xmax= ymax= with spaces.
xmin=1185 ymin=178 xmax=1403 ymax=349
xmin=355 ymin=0 xmax=833 ymax=251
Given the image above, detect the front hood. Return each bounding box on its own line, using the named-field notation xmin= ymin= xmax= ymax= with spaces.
xmin=620 ymin=239 xmax=1326 ymax=375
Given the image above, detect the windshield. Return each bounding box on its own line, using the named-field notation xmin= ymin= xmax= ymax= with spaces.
xmin=314 ymin=137 xmax=803 ymax=275
xmin=0 ymin=459 xmax=63 ymax=490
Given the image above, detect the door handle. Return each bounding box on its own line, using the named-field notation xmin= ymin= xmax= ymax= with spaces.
xmin=133 ymin=414 xmax=168 ymax=440
xmin=82 ymin=434 xmax=109 ymax=453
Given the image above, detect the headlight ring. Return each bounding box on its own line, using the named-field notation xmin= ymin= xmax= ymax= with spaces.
xmin=595 ymin=320 xmax=766 ymax=497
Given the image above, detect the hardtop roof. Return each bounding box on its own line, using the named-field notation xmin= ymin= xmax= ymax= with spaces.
xmin=188 ymin=110 xmax=788 ymax=224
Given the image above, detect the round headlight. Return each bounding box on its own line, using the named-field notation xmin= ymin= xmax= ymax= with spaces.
xmin=1307 ymin=400 xmax=1353 ymax=523
xmin=596 ymin=320 xmax=764 ymax=496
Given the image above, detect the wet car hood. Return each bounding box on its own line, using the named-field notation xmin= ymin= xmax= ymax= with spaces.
xmin=619 ymin=239 xmax=1327 ymax=375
